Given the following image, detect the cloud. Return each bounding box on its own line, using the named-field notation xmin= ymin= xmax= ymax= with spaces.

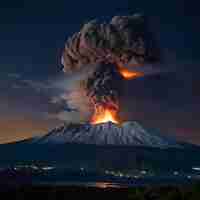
xmin=62 ymin=14 xmax=159 ymax=72
xmin=7 ymin=73 xmax=21 ymax=79
xmin=46 ymin=110 xmax=87 ymax=123
xmin=21 ymin=79 xmax=54 ymax=92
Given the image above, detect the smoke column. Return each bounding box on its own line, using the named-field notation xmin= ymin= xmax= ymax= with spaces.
xmin=61 ymin=14 xmax=160 ymax=123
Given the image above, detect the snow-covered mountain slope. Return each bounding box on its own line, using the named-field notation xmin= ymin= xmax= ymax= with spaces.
xmin=34 ymin=121 xmax=181 ymax=148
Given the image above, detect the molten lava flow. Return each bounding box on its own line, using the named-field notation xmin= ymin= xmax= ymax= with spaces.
xmin=91 ymin=105 xmax=119 ymax=124
xmin=117 ymin=64 xmax=144 ymax=80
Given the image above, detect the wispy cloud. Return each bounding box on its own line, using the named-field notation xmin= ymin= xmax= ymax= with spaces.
xmin=7 ymin=73 xmax=21 ymax=79
xmin=46 ymin=110 xmax=86 ymax=123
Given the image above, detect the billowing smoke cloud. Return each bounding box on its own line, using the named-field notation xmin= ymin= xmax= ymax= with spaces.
xmin=62 ymin=14 xmax=159 ymax=72
xmin=61 ymin=14 xmax=160 ymax=122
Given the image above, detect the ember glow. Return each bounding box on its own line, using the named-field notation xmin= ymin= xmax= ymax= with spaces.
xmin=118 ymin=64 xmax=144 ymax=80
xmin=91 ymin=105 xmax=119 ymax=124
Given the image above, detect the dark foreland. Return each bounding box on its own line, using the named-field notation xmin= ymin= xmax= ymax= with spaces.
xmin=1 ymin=183 xmax=200 ymax=200
xmin=0 ymin=121 xmax=200 ymax=189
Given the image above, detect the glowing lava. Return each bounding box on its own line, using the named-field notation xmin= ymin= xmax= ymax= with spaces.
xmin=91 ymin=106 xmax=119 ymax=124
xmin=117 ymin=64 xmax=144 ymax=80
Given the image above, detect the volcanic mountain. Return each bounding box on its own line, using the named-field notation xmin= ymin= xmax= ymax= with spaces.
xmin=0 ymin=121 xmax=200 ymax=176
xmin=34 ymin=121 xmax=180 ymax=148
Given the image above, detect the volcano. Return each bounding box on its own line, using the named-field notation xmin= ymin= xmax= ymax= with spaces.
xmin=34 ymin=121 xmax=180 ymax=148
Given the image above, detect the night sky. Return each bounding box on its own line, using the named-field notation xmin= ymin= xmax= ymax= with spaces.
xmin=1 ymin=0 xmax=200 ymax=144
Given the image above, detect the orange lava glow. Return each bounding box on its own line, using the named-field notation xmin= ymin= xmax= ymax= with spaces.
xmin=117 ymin=64 xmax=144 ymax=80
xmin=91 ymin=106 xmax=119 ymax=124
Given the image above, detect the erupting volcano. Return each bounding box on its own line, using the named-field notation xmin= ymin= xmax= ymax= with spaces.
xmin=2 ymin=12 xmax=200 ymax=189
xmin=1 ymin=14 xmax=200 ymax=188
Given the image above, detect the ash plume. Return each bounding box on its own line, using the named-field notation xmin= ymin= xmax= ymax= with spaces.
xmin=62 ymin=14 xmax=159 ymax=72
xmin=86 ymin=63 xmax=123 ymax=122
xmin=61 ymin=14 xmax=160 ymax=122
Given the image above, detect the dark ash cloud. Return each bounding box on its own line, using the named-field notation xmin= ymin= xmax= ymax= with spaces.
xmin=62 ymin=14 xmax=159 ymax=72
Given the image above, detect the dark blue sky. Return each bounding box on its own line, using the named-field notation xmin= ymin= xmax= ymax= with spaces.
xmin=0 ymin=0 xmax=200 ymax=144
